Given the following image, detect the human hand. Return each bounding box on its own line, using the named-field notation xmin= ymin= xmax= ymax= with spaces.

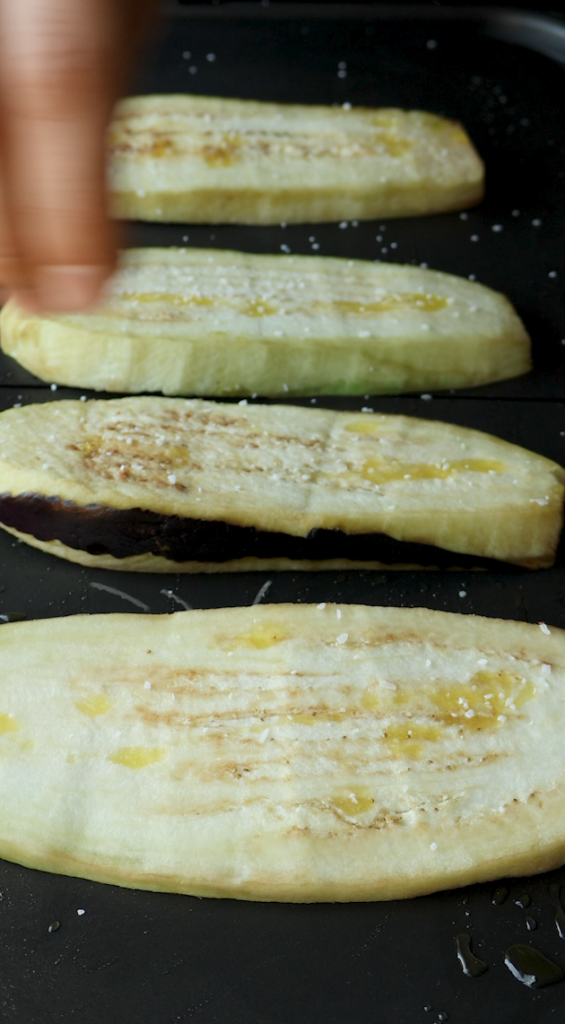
xmin=0 ymin=0 xmax=155 ymax=313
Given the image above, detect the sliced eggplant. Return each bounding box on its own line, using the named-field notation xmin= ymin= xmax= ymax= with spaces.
xmin=0 ymin=397 xmax=561 ymax=570
xmin=0 ymin=248 xmax=530 ymax=397
xmin=108 ymin=95 xmax=484 ymax=224
xmin=0 ymin=604 xmax=564 ymax=900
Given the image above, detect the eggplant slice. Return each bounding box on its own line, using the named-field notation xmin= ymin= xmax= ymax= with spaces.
xmin=108 ymin=96 xmax=484 ymax=225
xmin=0 ymin=604 xmax=564 ymax=900
xmin=0 ymin=397 xmax=561 ymax=570
xmin=0 ymin=248 xmax=531 ymax=397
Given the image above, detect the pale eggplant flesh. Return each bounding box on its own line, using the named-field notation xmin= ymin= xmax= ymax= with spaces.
xmin=0 ymin=397 xmax=562 ymax=571
xmin=0 ymin=605 xmax=565 ymax=902
xmin=108 ymin=96 xmax=485 ymax=225
xmin=0 ymin=248 xmax=530 ymax=398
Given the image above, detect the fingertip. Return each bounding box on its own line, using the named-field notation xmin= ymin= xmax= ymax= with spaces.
xmin=32 ymin=264 xmax=113 ymax=313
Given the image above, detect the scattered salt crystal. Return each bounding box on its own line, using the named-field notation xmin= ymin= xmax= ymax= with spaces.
xmin=259 ymin=728 xmax=269 ymax=744
xmin=498 ymin=715 xmax=507 ymax=722
xmin=361 ymin=407 xmax=374 ymax=413
xmin=336 ymin=633 xmax=348 ymax=644
xmin=430 ymin=842 xmax=438 ymax=850
xmin=532 ymin=218 xmax=542 ymax=227
xmin=459 ymin=590 xmax=467 ymax=598
xmin=206 ymin=53 xmax=216 ymax=61
xmin=492 ymin=224 xmax=503 ymax=232
xmin=420 ymin=393 xmax=432 ymax=401
xmin=77 ymin=909 xmax=86 ymax=916
xmin=470 ymin=235 xmax=479 ymax=242
xmin=168 ymin=473 xmax=177 ymax=485
xmin=464 ymin=709 xmax=475 ymax=718
xmin=317 ymin=602 xmax=326 ymax=610
xmin=50 ymin=383 xmax=57 ymax=391
xmin=539 ymin=622 xmax=551 ymax=635
xmin=426 ymin=39 xmax=437 ymax=49
xmin=144 ymin=681 xmax=151 ymax=690
xmin=336 ymin=609 xmax=342 ymax=619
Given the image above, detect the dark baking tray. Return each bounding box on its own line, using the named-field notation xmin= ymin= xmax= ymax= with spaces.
xmin=1 ymin=5 xmax=565 ymax=1023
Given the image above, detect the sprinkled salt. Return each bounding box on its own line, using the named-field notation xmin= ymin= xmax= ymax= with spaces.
xmin=336 ymin=609 xmax=342 ymax=619
xmin=317 ymin=602 xmax=326 ymax=610
xmin=206 ymin=53 xmax=216 ymax=61
xmin=426 ymin=39 xmax=437 ymax=49
xmin=539 ymin=622 xmax=551 ymax=635
xmin=459 ymin=590 xmax=467 ymax=598
xmin=77 ymin=909 xmax=86 ymax=917
xmin=50 ymin=383 xmax=57 ymax=391
xmin=420 ymin=393 xmax=433 ymax=401
xmin=532 ymin=218 xmax=542 ymax=227
xmin=259 ymin=728 xmax=269 ymax=744
xmin=168 ymin=473 xmax=177 ymax=485
xmin=430 ymin=842 xmax=438 ymax=850
xmin=492 ymin=224 xmax=503 ymax=232
xmin=336 ymin=633 xmax=348 ymax=644
xmin=144 ymin=681 xmax=151 ymax=690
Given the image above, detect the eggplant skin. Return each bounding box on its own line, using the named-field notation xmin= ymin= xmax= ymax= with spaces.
xmin=0 ymin=397 xmax=562 ymax=570
xmin=0 ymin=248 xmax=530 ymax=398
xmin=107 ymin=96 xmax=485 ymax=224
xmin=0 ymin=604 xmax=565 ymax=901
xmin=0 ymin=492 xmax=515 ymax=572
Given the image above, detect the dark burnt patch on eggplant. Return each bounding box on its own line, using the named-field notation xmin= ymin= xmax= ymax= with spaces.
xmin=0 ymin=492 xmax=511 ymax=570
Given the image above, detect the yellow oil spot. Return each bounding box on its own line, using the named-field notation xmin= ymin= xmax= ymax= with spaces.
xmin=200 ymin=136 xmax=242 ymax=166
xmin=384 ymin=722 xmax=441 ymax=760
xmin=0 ymin=712 xmax=19 ymax=735
xmin=360 ymin=457 xmax=506 ymax=484
xmin=332 ymin=293 xmax=449 ymax=316
xmin=149 ymin=137 xmax=177 ymax=158
xmin=109 ymin=747 xmax=168 ymax=769
xmin=429 ymin=669 xmax=537 ymax=731
xmin=122 ymin=292 xmax=214 ymax=308
xmin=361 ymin=668 xmax=537 ymax=759
xmin=331 ymin=787 xmax=375 ymax=817
xmin=75 ymin=694 xmax=113 ymax=718
xmin=79 ymin=435 xmax=102 ymax=457
xmin=229 ymin=624 xmax=289 ymax=650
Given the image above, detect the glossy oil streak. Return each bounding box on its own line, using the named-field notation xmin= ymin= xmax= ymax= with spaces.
xmin=504 ymin=945 xmax=564 ymax=988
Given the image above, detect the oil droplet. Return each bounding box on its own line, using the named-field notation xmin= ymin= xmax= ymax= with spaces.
xmin=75 ymin=694 xmax=113 ymax=718
xmin=492 ymin=885 xmax=508 ymax=905
xmin=515 ymin=893 xmax=531 ymax=909
xmin=0 ymin=612 xmax=26 ymax=623
xmin=455 ymin=933 xmax=488 ymax=977
xmin=504 ymin=944 xmax=564 ymax=988
xmin=526 ymin=916 xmax=538 ymax=931
xmin=228 ymin=624 xmax=288 ymax=649
xmin=330 ymin=787 xmax=375 ymax=817
xmin=108 ymin=746 xmax=167 ymax=769
xmin=0 ymin=713 xmax=20 ymax=735
xmin=549 ymin=883 xmax=565 ymax=939
xmin=359 ymin=457 xmax=506 ymax=484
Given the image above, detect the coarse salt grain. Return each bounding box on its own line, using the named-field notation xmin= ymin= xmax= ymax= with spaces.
xmin=144 ymin=681 xmax=151 ymax=690
xmin=337 ymin=633 xmax=348 ymax=644
xmin=539 ymin=622 xmax=551 ymax=635
xmin=430 ymin=842 xmax=438 ymax=850
xmin=317 ymin=602 xmax=326 ymax=610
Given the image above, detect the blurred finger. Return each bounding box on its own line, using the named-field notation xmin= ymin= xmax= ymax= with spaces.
xmin=0 ymin=0 xmax=118 ymax=310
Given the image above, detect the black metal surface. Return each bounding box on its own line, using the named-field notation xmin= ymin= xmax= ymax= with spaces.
xmin=1 ymin=6 xmax=565 ymax=1023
